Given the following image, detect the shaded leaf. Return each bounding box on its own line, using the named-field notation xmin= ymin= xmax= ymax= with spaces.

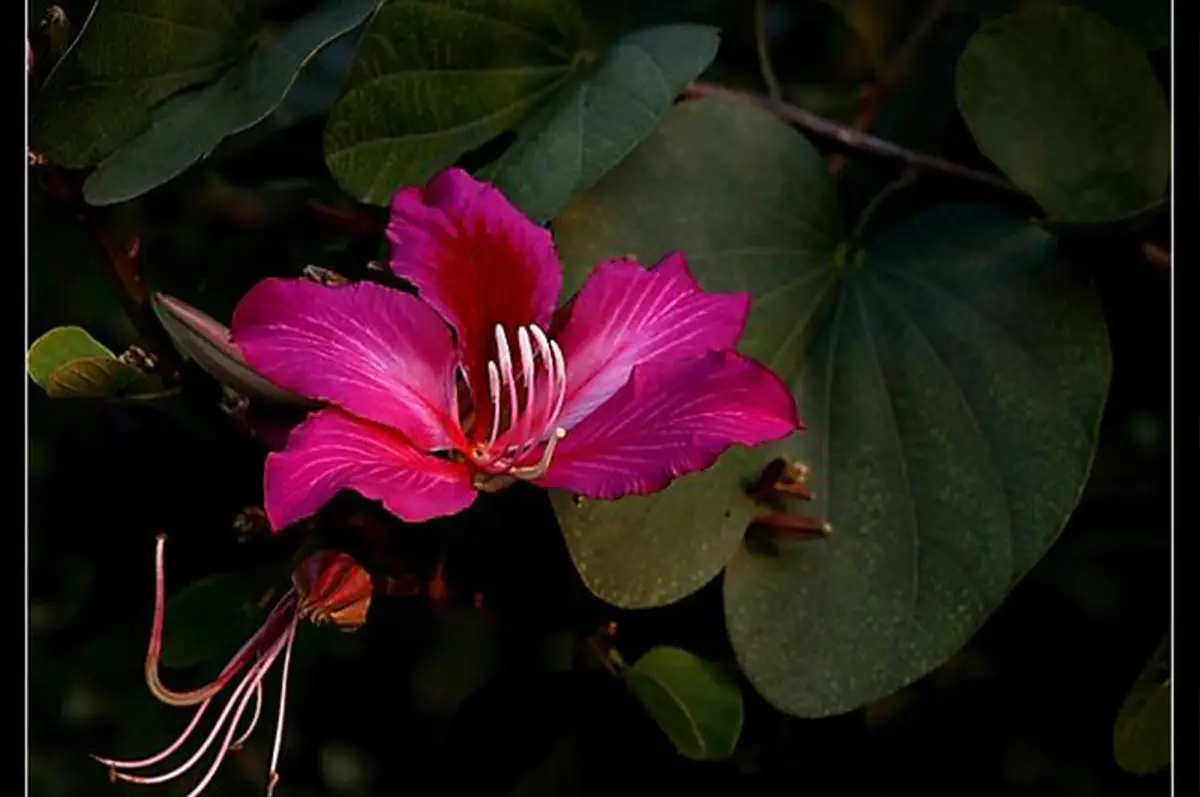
xmin=483 ymin=24 xmax=720 ymax=222
xmin=1113 ymin=634 xmax=1170 ymax=775
xmin=1012 ymin=0 xmax=1169 ymax=50
xmin=324 ymin=0 xmax=585 ymax=204
xmin=552 ymin=99 xmax=841 ymax=608
xmin=555 ymin=99 xmax=1110 ymax=716
xmin=83 ymin=0 xmax=380 ymax=205
xmin=27 ymin=326 xmax=145 ymax=398
xmin=151 ymin=292 xmax=318 ymax=408
xmin=955 ymin=6 xmax=1169 ymax=223
xmin=160 ymin=573 xmax=272 ymax=669
xmin=31 ymin=0 xmax=267 ymax=167
xmin=622 ymin=646 xmax=743 ymax=761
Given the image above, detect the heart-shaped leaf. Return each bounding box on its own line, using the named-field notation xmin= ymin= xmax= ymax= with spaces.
xmin=27 ymin=326 xmax=145 ymax=398
xmin=83 ymin=0 xmax=380 ymax=205
xmin=555 ymin=98 xmax=1110 ymax=716
xmin=160 ymin=572 xmax=273 ymax=669
xmin=1113 ymin=633 xmax=1170 ymax=775
xmin=621 ymin=646 xmax=743 ymax=761
xmin=324 ymin=0 xmax=585 ymax=205
xmin=552 ymin=98 xmax=841 ymax=608
xmin=955 ymin=6 xmax=1169 ymax=223
xmin=482 ymin=24 xmax=720 ymax=223
xmin=31 ymin=0 xmax=267 ymax=167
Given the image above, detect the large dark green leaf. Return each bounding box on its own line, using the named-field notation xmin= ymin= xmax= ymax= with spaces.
xmin=1008 ymin=0 xmax=1169 ymax=50
xmin=552 ymin=98 xmax=841 ymax=608
xmin=1113 ymin=633 xmax=1170 ymax=775
xmin=555 ymin=98 xmax=1110 ymax=716
xmin=27 ymin=326 xmax=145 ymax=399
xmin=482 ymin=24 xmax=719 ymax=223
xmin=83 ymin=0 xmax=379 ymax=205
xmin=622 ymin=646 xmax=743 ymax=761
xmin=324 ymin=0 xmax=585 ymax=204
xmin=31 ymin=0 xmax=267 ymax=167
xmin=955 ymin=6 xmax=1169 ymax=224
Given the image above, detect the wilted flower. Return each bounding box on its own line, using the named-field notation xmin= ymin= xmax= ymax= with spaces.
xmin=231 ymin=168 xmax=802 ymax=529
xmin=93 ymin=537 xmax=371 ymax=796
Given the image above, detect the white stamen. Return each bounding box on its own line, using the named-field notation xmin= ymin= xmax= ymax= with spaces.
xmin=494 ymin=325 xmax=520 ymax=440
xmin=513 ymin=327 xmax=536 ymax=446
xmin=486 ymin=362 xmax=502 ymax=446
xmin=266 ymin=615 xmax=299 ymax=796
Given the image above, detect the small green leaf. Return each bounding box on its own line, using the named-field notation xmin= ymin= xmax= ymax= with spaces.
xmin=160 ymin=573 xmax=272 ymax=669
xmin=955 ymin=6 xmax=1169 ymax=223
xmin=1113 ymin=634 xmax=1170 ymax=775
xmin=31 ymin=0 xmax=268 ymax=167
xmin=552 ymin=99 xmax=841 ymax=608
xmin=622 ymin=646 xmax=743 ymax=761
xmin=483 ymin=24 xmax=719 ymax=223
xmin=83 ymin=0 xmax=379 ymax=205
xmin=28 ymin=326 xmax=145 ymax=398
xmin=323 ymin=0 xmax=585 ymax=204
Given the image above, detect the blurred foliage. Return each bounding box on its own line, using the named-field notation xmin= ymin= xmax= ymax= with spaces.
xmin=28 ymin=0 xmax=1169 ymax=795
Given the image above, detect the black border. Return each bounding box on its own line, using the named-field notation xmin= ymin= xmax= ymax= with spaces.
xmin=1173 ymin=1 xmax=1195 ymax=793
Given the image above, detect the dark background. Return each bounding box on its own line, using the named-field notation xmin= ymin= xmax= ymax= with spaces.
xmin=28 ymin=1 xmax=1171 ymax=795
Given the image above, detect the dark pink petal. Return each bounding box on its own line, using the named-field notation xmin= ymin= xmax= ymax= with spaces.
xmin=550 ymin=253 xmax=750 ymax=430
xmin=264 ymin=409 xmax=476 ymax=529
xmin=232 ymin=278 xmax=462 ymax=452
xmin=535 ymin=351 xmax=801 ymax=499
xmin=386 ymin=168 xmax=562 ymax=404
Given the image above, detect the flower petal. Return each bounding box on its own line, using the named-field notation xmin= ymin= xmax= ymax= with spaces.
xmin=535 ymin=350 xmax=801 ymax=499
xmin=264 ymin=409 xmax=476 ymax=529
xmin=551 ymin=253 xmax=750 ymax=430
xmin=386 ymin=167 xmax=562 ymax=394
xmin=232 ymin=278 xmax=461 ymax=451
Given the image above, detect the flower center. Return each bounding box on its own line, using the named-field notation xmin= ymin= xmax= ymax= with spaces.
xmin=469 ymin=323 xmax=568 ymax=483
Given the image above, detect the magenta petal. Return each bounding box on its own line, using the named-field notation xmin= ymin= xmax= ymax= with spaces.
xmin=264 ymin=409 xmax=477 ymax=529
xmin=550 ymin=253 xmax=750 ymax=430
xmin=535 ymin=350 xmax=801 ymax=499
xmin=232 ymin=278 xmax=462 ymax=452
xmin=386 ymin=168 xmax=562 ymax=393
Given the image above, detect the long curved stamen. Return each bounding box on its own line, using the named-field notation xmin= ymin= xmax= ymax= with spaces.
xmin=230 ymin=682 xmax=263 ymax=750
xmin=109 ymin=631 xmax=288 ymax=786
xmin=266 ymin=614 xmax=300 ymax=796
xmin=90 ymin=700 xmax=214 ymax=769
xmin=548 ymin=341 xmax=567 ymax=429
xmin=144 ymin=535 xmax=295 ymax=708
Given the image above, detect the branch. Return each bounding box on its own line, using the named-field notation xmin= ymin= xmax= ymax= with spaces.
xmin=683 ymin=81 xmax=1025 ymax=198
xmin=830 ymin=0 xmax=955 ymax=175
xmin=753 ymin=0 xmax=782 ymax=99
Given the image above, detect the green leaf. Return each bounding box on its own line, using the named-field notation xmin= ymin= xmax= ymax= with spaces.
xmin=622 ymin=646 xmax=743 ymax=761
xmin=160 ymin=573 xmax=272 ymax=670
xmin=27 ymin=326 xmax=145 ymax=398
xmin=83 ymin=0 xmax=379 ymax=205
xmin=552 ymin=99 xmax=841 ymax=608
xmin=324 ymin=0 xmax=585 ymax=205
xmin=1113 ymin=634 xmax=1170 ymax=775
xmin=30 ymin=0 xmax=268 ymax=167
xmin=482 ymin=24 xmax=719 ymax=223
xmin=555 ymin=98 xmax=1110 ymax=716
xmin=955 ymin=6 xmax=1169 ymax=224
xmin=1012 ymin=0 xmax=1169 ymax=50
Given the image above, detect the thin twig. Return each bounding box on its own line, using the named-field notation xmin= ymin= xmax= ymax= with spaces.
xmin=830 ymin=0 xmax=955 ymax=175
xmin=683 ymin=81 xmax=1025 ymax=197
xmin=753 ymin=0 xmax=782 ymax=99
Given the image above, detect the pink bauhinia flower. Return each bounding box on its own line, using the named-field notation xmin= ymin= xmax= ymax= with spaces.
xmin=231 ymin=167 xmax=802 ymax=529
xmin=93 ymin=537 xmax=371 ymax=796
